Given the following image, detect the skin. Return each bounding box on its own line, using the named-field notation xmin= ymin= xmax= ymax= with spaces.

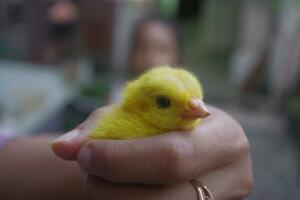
xmin=52 ymin=106 xmax=253 ymax=200
xmin=0 ymin=135 xmax=83 ymax=200
xmin=0 ymin=106 xmax=252 ymax=199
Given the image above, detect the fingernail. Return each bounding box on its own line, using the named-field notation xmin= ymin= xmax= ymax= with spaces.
xmin=52 ymin=129 xmax=80 ymax=144
xmin=77 ymin=146 xmax=91 ymax=170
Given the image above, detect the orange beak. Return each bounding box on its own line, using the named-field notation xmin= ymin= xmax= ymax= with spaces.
xmin=181 ymin=98 xmax=210 ymax=119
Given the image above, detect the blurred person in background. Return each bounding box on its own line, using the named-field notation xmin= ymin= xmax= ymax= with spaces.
xmin=129 ymin=15 xmax=181 ymax=75
xmin=110 ymin=15 xmax=181 ymax=102
xmin=44 ymin=0 xmax=80 ymax=63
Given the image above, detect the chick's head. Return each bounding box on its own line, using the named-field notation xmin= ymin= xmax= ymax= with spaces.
xmin=121 ymin=66 xmax=209 ymax=132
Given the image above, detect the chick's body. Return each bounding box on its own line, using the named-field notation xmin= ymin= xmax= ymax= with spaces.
xmin=91 ymin=106 xmax=161 ymax=139
xmin=90 ymin=66 xmax=208 ymax=139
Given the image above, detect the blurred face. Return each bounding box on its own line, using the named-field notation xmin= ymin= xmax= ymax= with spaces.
xmin=131 ymin=21 xmax=179 ymax=74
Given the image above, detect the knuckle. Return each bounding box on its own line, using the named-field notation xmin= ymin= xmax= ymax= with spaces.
xmin=235 ymin=133 xmax=251 ymax=157
xmin=243 ymin=160 xmax=254 ymax=197
xmin=237 ymin=174 xmax=254 ymax=198
xmin=89 ymin=142 xmax=116 ymax=180
xmin=235 ymin=151 xmax=254 ymax=198
xmin=245 ymin=176 xmax=254 ymax=196
xmin=159 ymin=138 xmax=192 ymax=183
xmin=226 ymin=160 xmax=253 ymax=200
xmin=229 ymin=126 xmax=251 ymax=162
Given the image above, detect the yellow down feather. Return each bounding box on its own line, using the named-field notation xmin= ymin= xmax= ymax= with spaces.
xmin=90 ymin=66 xmax=206 ymax=139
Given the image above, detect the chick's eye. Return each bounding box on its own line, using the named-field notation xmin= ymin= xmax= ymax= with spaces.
xmin=156 ymin=96 xmax=171 ymax=108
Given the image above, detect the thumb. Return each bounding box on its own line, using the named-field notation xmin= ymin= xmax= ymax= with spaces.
xmin=51 ymin=128 xmax=87 ymax=160
xmin=51 ymin=107 xmax=108 ymax=160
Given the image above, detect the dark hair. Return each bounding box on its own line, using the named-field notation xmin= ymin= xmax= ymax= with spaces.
xmin=131 ymin=14 xmax=183 ymax=50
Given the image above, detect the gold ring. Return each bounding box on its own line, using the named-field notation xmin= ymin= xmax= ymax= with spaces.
xmin=190 ymin=179 xmax=214 ymax=200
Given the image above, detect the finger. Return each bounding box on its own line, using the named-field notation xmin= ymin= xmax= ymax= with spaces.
xmin=83 ymin=173 xmax=196 ymax=200
xmin=51 ymin=129 xmax=86 ymax=160
xmin=77 ymin=106 xmax=248 ymax=184
xmin=51 ymin=107 xmax=108 ymax=160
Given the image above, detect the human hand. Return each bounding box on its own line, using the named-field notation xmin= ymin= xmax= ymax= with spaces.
xmin=52 ymin=106 xmax=253 ymax=200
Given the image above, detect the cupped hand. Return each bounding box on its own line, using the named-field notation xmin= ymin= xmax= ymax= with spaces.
xmin=52 ymin=106 xmax=253 ymax=199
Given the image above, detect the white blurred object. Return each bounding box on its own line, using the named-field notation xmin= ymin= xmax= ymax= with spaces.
xmin=109 ymin=0 xmax=152 ymax=103
xmin=268 ymin=0 xmax=300 ymax=104
xmin=230 ymin=0 xmax=270 ymax=88
xmin=0 ymin=60 xmax=75 ymax=136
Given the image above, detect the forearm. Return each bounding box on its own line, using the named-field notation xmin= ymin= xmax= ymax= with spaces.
xmin=0 ymin=135 xmax=83 ymax=200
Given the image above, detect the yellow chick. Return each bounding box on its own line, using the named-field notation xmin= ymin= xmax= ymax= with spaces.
xmin=90 ymin=66 xmax=209 ymax=139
